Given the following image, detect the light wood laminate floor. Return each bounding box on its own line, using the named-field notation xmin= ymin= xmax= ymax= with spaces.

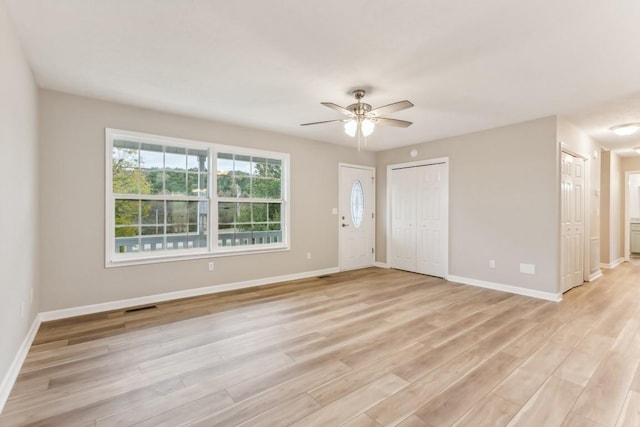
xmin=2 ymin=265 xmax=640 ymax=426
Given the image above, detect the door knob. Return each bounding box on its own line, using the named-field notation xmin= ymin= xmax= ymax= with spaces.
xmin=342 ymin=223 xmax=350 ymax=227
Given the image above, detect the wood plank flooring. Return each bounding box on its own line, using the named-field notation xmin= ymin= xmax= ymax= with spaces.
xmin=2 ymin=264 xmax=640 ymax=426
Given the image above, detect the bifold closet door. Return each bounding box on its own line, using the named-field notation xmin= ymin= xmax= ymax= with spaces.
xmin=416 ymin=163 xmax=446 ymax=277
xmin=390 ymin=163 xmax=447 ymax=278
xmin=390 ymin=167 xmax=417 ymax=272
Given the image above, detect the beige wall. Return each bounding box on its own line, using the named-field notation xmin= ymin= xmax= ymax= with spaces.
xmin=0 ymin=2 xmax=40 ymax=394
xmin=38 ymin=90 xmax=375 ymax=311
xmin=621 ymin=157 xmax=640 ymax=174
xmin=601 ymin=151 xmax=611 ymax=263
xmin=376 ymin=116 xmax=560 ymax=294
xmin=611 ymin=152 xmax=622 ymax=262
xmin=557 ymin=117 xmax=601 ymax=276
xmin=600 ymin=151 xmax=623 ymax=264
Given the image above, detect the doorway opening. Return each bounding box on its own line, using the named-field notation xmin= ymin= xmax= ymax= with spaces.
xmin=624 ymin=171 xmax=640 ymax=262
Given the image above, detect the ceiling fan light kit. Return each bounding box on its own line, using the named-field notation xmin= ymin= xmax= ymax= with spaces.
xmin=360 ymin=118 xmax=375 ymax=137
xmin=301 ymin=89 xmax=414 ymax=150
xmin=344 ymin=117 xmax=375 ymax=137
xmin=344 ymin=119 xmax=357 ymax=137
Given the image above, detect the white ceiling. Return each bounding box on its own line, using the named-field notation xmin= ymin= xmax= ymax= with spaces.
xmin=6 ymin=0 xmax=640 ymax=153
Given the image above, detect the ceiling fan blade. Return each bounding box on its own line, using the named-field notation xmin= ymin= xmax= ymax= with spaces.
xmin=300 ymin=119 xmax=346 ymax=126
xmin=369 ymin=100 xmax=414 ymax=116
xmin=321 ymin=102 xmax=353 ymax=116
xmin=374 ymin=118 xmax=413 ymax=128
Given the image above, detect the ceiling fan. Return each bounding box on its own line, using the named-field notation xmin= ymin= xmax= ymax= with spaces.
xmin=301 ymin=89 xmax=414 ymax=148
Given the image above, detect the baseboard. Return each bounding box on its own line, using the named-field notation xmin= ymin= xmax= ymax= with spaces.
xmin=588 ymin=270 xmax=603 ymax=282
xmin=0 ymin=314 xmax=41 ymax=414
xmin=39 ymin=267 xmax=340 ymax=322
xmin=374 ymin=262 xmax=389 ymax=268
xmin=600 ymin=258 xmax=624 ymax=269
xmin=446 ymin=275 xmax=562 ymax=302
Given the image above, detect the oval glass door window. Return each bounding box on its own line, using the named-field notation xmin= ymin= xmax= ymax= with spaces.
xmin=351 ymin=180 xmax=364 ymax=228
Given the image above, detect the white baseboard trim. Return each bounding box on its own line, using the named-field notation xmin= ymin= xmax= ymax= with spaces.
xmin=39 ymin=267 xmax=340 ymax=322
xmin=374 ymin=262 xmax=389 ymax=269
xmin=446 ymin=275 xmax=562 ymax=302
xmin=0 ymin=315 xmax=41 ymax=414
xmin=600 ymin=258 xmax=624 ymax=269
xmin=588 ymin=270 xmax=603 ymax=282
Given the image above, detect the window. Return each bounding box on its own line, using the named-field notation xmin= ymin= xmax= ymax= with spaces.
xmin=106 ymin=129 xmax=289 ymax=266
xmin=350 ymin=179 xmax=364 ymax=229
xmin=216 ymin=153 xmax=283 ymax=247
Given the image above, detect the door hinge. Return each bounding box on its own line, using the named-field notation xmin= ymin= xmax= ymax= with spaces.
xmin=372 ymin=212 xmax=375 ymax=219
xmin=372 ymin=247 xmax=375 ymax=254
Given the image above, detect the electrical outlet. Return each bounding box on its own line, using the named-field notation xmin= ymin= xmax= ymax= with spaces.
xmin=208 ymin=262 xmax=214 ymax=271
xmin=489 ymin=259 xmax=496 ymax=268
xmin=306 ymin=252 xmax=311 ymax=260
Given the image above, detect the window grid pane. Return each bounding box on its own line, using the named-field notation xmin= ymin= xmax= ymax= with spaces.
xmin=217 ymin=201 xmax=283 ymax=247
xmin=112 ymin=139 xmax=211 ymax=255
xmin=215 ymin=152 xmax=284 ymax=248
xmin=114 ymin=197 xmax=208 ymax=254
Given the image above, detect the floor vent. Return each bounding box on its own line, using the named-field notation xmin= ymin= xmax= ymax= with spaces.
xmin=125 ymin=304 xmax=158 ymax=313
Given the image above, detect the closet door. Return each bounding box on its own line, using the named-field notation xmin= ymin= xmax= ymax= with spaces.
xmin=561 ymin=152 xmax=585 ymax=292
xmin=416 ymin=163 xmax=446 ymax=277
xmin=390 ymin=167 xmax=417 ymax=272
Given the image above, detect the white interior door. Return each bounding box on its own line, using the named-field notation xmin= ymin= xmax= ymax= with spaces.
xmin=389 ymin=161 xmax=448 ymax=278
xmin=339 ymin=165 xmax=375 ymax=270
xmin=390 ymin=167 xmax=417 ymax=272
xmin=416 ymin=163 xmax=447 ymax=277
xmin=561 ymin=152 xmax=585 ymax=293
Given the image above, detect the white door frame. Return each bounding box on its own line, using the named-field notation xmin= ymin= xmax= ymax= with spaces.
xmin=338 ymin=163 xmax=376 ymax=271
xmin=624 ymin=170 xmax=640 ymax=261
xmin=559 ymin=147 xmax=590 ymax=290
xmin=386 ymin=157 xmax=449 ymax=277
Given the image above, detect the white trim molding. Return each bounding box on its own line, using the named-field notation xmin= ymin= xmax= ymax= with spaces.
xmin=447 ymin=275 xmax=562 ymax=302
xmin=588 ymin=270 xmax=603 ymax=282
xmin=374 ymin=262 xmax=389 ymax=269
xmin=600 ymin=258 xmax=624 ymax=269
xmin=0 ymin=315 xmax=41 ymax=414
xmin=39 ymin=267 xmax=339 ymax=322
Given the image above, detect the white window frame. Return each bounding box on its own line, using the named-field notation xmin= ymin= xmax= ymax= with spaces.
xmin=105 ymin=128 xmax=290 ymax=267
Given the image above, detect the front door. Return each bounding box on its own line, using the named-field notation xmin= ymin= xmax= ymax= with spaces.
xmin=339 ymin=165 xmax=375 ymax=270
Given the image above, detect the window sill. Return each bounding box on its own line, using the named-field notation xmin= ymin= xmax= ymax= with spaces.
xmin=106 ymin=245 xmax=290 ymax=268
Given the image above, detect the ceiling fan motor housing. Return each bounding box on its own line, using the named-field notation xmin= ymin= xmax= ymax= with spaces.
xmin=347 ymin=102 xmax=372 ymax=116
